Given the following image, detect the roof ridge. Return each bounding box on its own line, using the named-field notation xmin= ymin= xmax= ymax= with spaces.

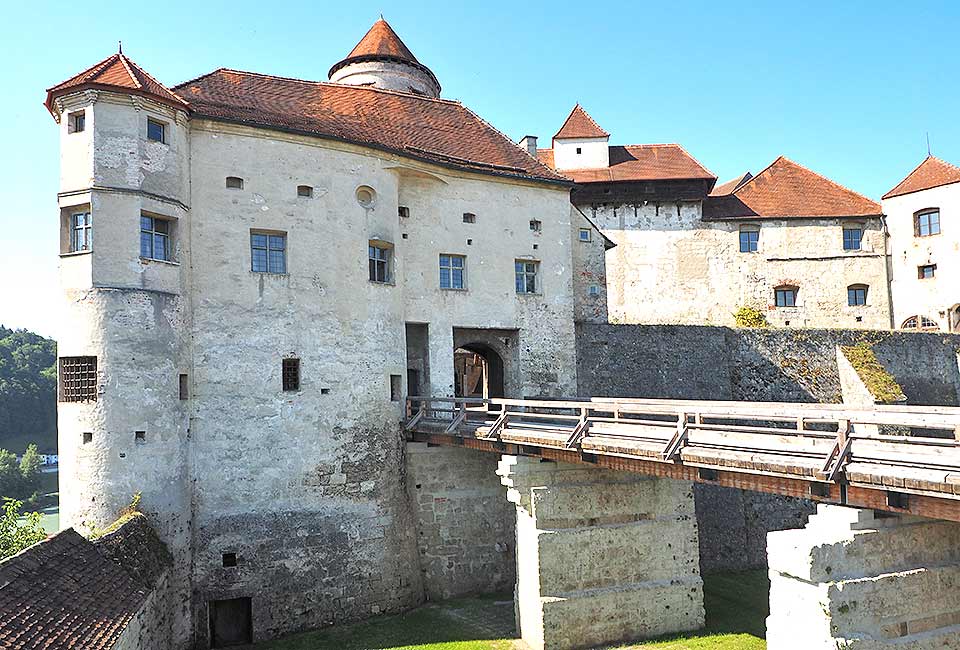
xmin=179 ymin=67 xmax=462 ymax=106
xmin=117 ymin=53 xmax=142 ymax=90
xmin=670 ymin=142 xmax=717 ymax=180
xmin=122 ymin=53 xmax=191 ymax=106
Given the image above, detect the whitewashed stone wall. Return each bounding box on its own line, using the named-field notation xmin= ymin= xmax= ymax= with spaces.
xmin=587 ymin=200 xmax=891 ymax=329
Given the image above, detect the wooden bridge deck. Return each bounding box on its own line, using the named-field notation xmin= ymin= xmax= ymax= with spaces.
xmin=403 ymin=396 xmax=960 ymax=522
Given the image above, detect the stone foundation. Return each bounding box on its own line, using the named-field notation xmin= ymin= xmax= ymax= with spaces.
xmin=767 ymin=505 xmax=960 ymax=649
xmin=498 ymin=456 xmax=704 ymax=650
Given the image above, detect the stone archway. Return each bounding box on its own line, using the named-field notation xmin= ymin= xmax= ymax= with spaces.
xmin=454 ymin=343 xmax=505 ymax=399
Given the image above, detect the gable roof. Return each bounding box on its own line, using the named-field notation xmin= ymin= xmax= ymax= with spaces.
xmin=0 ymin=529 xmax=151 ymax=650
xmin=45 ymin=52 xmax=188 ymax=115
xmin=174 ymin=69 xmax=567 ymax=184
xmin=553 ymin=104 xmax=609 ymax=140
xmin=703 ymin=156 xmax=881 ymax=220
xmin=710 ymin=172 xmax=753 ymax=196
xmin=883 ymin=155 xmax=960 ymax=199
xmin=537 ymin=144 xmax=715 ymax=184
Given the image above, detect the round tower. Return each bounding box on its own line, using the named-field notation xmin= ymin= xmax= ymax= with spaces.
xmin=328 ymin=18 xmax=441 ymax=97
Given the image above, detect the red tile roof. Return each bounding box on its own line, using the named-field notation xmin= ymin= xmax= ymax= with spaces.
xmin=703 ymin=156 xmax=881 ymax=220
xmin=45 ymin=52 xmax=187 ymax=114
xmin=710 ymin=172 xmax=753 ymax=196
xmin=553 ymin=104 xmax=609 ymax=140
xmin=0 ymin=529 xmax=150 ymax=650
xmin=174 ymin=69 xmax=567 ymax=184
xmin=346 ymin=18 xmax=418 ymax=62
xmin=537 ymin=144 xmax=715 ymax=183
xmin=883 ymin=155 xmax=960 ymax=199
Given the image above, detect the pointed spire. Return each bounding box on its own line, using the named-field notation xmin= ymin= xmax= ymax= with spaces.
xmin=553 ymin=104 xmax=609 ymax=141
xmin=345 ymin=18 xmax=418 ymax=63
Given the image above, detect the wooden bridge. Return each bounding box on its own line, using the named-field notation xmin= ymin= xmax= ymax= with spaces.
xmin=404 ymin=396 xmax=960 ymax=522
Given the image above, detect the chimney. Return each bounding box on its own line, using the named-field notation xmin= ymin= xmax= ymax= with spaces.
xmin=519 ymin=135 xmax=538 ymax=158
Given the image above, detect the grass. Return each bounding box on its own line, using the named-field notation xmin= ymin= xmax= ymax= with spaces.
xmin=254 ymin=571 xmax=768 ymax=650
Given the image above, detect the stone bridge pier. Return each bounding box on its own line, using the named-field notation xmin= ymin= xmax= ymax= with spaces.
xmin=767 ymin=505 xmax=960 ymax=649
xmin=497 ymin=456 xmax=704 ymax=650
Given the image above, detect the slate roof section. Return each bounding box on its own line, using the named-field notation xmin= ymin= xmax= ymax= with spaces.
xmin=174 ymin=69 xmax=568 ymax=184
xmin=553 ymin=104 xmax=610 ymax=140
xmin=45 ymin=52 xmax=188 ymax=114
xmin=883 ymin=155 xmax=960 ymax=199
xmin=710 ymin=172 xmax=753 ymax=196
xmin=0 ymin=528 xmax=150 ymax=650
xmin=703 ymin=156 xmax=881 ymax=220
xmin=537 ymin=144 xmax=715 ymax=184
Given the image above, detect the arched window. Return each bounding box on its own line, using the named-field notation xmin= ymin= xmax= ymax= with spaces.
xmin=914 ymin=209 xmax=941 ymax=237
xmin=774 ymin=285 xmax=798 ymax=307
xmin=847 ymin=284 xmax=868 ymax=306
xmin=901 ymin=315 xmax=939 ymax=331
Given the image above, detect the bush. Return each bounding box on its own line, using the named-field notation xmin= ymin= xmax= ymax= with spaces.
xmin=0 ymin=498 xmax=46 ymax=559
xmin=733 ymin=306 xmax=769 ymax=328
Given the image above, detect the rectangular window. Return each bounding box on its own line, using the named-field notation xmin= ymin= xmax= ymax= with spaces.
xmin=847 ymin=286 xmax=867 ymax=306
xmin=529 ymin=219 xmax=542 ymax=232
xmin=515 ymin=260 xmax=539 ymax=294
xmin=775 ymin=288 xmax=797 ymax=307
xmin=918 ymin=264 xmax=937 ymax=279
xmin=71 ymin=212 xmax=92 ymax=252
xmin=251 ymin=232 xmax=286 ymax=273
xmin=842 ymin=226 xmax=862 ymax=251
xmin=390 ymin=374 xmax=402 ymax=401
xmin=439 ymin=254 xmax=466 ymax=290
xmin=282 ymin=358 xmax=300 ymax=391
xmin=398 ymin=206 xmax=410 ymax=218
xmin=59 ymin=356 xmax=97 ymax=402
xmin=369 ymin=243 xmax=391 ymax=283
xmin=578 ymin=228 xmax=592 ymax=242
xmin=462 ymin=212 xmax=476 ymax=224
xmin=68 ymin=111 xmax=85 ymax=134
xmin=179 ymin=374 xmax=189 ymax=400
xmin=915 ymin=210 xmax=941 ymax=237
xmin=147 ymin=118 xmax=165 ymax=143
xmin=140 ymin=215 xmax=171 ymax=261
xmin=739 ymin=227 xmax=759 ymax=253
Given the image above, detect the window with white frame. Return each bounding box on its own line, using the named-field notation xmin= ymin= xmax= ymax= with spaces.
xmin=439 ymin=254 xmax=466 ymax=289
xmin=578 ymin=228 xmax=592 ymax=242
xmin=251 ymin=232 xmax=286 ymax=273
xmin=369 ymin=242 xmax=391 ymax=283
xmin=140 ymin=215 xmax=171 ymax=261
xmin=70 ymin=212 xmax=92 ymax=252
xmin=515 ymin=260 xmax=539 ymax=294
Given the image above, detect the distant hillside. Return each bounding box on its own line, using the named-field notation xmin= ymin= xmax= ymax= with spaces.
xmin=0 ymin=326 xmax=57 ymax=454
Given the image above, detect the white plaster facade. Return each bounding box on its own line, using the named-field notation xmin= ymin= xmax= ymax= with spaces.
xmin=883 ymin=182 xmax=960 ymax=332
xmin=553 ymin=137 xmax=610 ymax=172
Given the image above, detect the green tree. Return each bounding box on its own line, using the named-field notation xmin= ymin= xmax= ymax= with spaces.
xmin=0 ymin=326 xmax=58 ymax=454
xmin=18 ymin=444 xmax=42 ymax=498
xmin=0 ymin=498 xmax=46 ymax=560
xmin=0 ymin=449 xmax=20 ymax=498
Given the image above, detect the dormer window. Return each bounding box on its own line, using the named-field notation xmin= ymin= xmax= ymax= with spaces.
xmin=68 ymin=111 xmax=85 ymax=134
xmin=147 ymin=118 xmax=166 ymax=143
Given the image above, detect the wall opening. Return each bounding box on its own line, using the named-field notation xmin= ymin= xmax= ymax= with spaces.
xmin=390 ymin=374 xmax=402 ymax=401
xmin=454 ymin=343 xmax=505 ymax=399
xmin=179 ymin=374 xmax=189 ymax=400
xmin=405 ymin=323 xmax=430 ymax=399
xmin=209 ymin=597 xmax=252 ymax=647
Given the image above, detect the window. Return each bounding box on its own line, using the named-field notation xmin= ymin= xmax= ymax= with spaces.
xmin=356 ymin=186 xmax=376 ymax=208
xmin=251 ymin=232 xmax=286 ymax=273
xmin=369 ymin=242 xmax=391 ymax=283
xmin=68 ymin=111 xmax=85 ymax=134
xmin=140 ymin=215 xmax=171 ymax=261
xmin=739 ymin=226 xmax=759 ymax=253
xmin=226 ymin=176 xmax=244 ymax=189
xmin=902 ymin=315 xmax=939 ymax=330
xmin=918 ymin=264 xmax=937 ymax=279
xmin=578 ymin=228 xmax=592 ymax=242
xmin=146 ymin=118 xmax=165 ymax=143
xmin=179 ymin=374 xmax=189 ymax=400
xmin=462 ymin=212 xmax=476 ymax=224
xmin=135 ymin=431 xmax=146 ymax=443
xmin=70 ymin=212 xmax=92 ymax=252
xmin=398 ymin=206 xmax=410 ymax=218
xmin=439 ymin=254 xmax=466 ymax=289
xmin=515 ymin=260 xmax=539 ymax=294
xmin=282 ymin=358 xmax=300 ymax=391
xmin=588 ymin=285 xmax=600 ymax=296
xmin=529 ymin=219 xmax=542 ymax=232
xmin=297 ymin=185 xmax=313 ymax=198
xmin=390 ymin=374 xmax=402 ymax=401
xmin=774 ymin=287 xmax=797 ymax=307
xmin=576 ymin=147 xmax=582 ymax=154
xmin=847 ymin=284 xmax=868 ymax=306
xmin=82 ymin=432 xmax=93 ymax=444
xmin=915 ymin=209 xmax=941 ymax=237
xmin=842 ymin=226 xmax=863 ymax=251
xmin=59 ymin=356 xmax=97 ymax=402
xmin=222 ymin=552 xmax=238 ymax=568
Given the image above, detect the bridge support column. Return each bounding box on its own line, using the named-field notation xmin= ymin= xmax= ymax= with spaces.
xmin=767 ymin=505 xmax=960 ymax=649
xmin=497 ymin=456 xmax=704 ymax=650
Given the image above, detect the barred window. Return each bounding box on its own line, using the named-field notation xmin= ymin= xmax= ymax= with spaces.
xmin=282 ymin=358 xmax=300 ymax=392
xmin=140 ymin=215 xmax=171 ymax=261
xmin=59 ymin=356 xmax=97 ymax=402
xmin=71 ymin=212 xmax=92 ymax=252
xmin=251 ymin=232 xmax=286 ymax=273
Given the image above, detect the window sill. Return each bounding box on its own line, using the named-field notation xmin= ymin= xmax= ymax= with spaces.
xmin=440 ymin=287 xmax=468 ymax=292
xmin=139 ymin=257 xmax=180 ymax=267
xmin=369 ymin=280 xmax=396 ymax=287
xmin=251 ymin=271 xmax=289 ymax=277
xmin=60 ymin=250 xmax=92 ymax=258
xmin=516 ymin=292 xmax=543 ymax=297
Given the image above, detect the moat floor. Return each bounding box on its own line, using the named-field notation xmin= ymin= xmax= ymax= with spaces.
xmin=253 ymin=570 xmax=767 ymax=650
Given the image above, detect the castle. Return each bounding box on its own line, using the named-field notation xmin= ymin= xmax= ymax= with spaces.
xmin=42 ymin=17 xmax=960 ymax=649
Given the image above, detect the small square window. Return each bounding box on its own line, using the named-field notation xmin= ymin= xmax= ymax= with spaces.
xmin=576 ymin=147 xmax=582 ymax=154
xmin=775 ymin=287 xmax=797 ymax=307
xmin=918 ymin=264 xmax=937 ymax=279
xmin=462 ymin=212 xmax=476 ymax=224
xmin=297 ymin=185 xmax=313 ymax=198
xmin=82 ymin=432 xmax=93 ymax=444
xmin=135 ymin=431 xmax=146 ymax=443
xmin=578 ymin=228 xmax=592 ymax=242
xmin=68 ymin=111 xmax=85 ymax=134
xmin=529 ymin=219 xmax=542 ymax=232
xmin=398 ymin=206 xmax=410 ymax=218
xmin=588 ymin=285 xmax=600 ymax=296
xmin=282 ymin=358 xmax=300 ymax=392
xmin=847 ymin=285 xmax=867 ymax=306
xmin=439 ymin=254 xmax=466 ymax=290
xmin=251 ymin=232 xmax=286 ymax=274
xmin=147 ymin=118 xmax=166 ymax=143
xmin=222 ymin=552 xmax=238 ymax=568
xmin=226 ymin=176 xmax=244 ymax=189
xmin=739 ymin=226 xmax=759 ymax=253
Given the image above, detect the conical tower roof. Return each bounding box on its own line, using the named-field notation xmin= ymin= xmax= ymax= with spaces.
xmin=553 ymin=104 xmax=609 ymax=140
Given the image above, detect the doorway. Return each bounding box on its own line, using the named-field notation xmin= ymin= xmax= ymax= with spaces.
xmin=454 ymin=343 xmax=505 ymax=399
xmin=209 ymin=597 xmax=252 ymax=647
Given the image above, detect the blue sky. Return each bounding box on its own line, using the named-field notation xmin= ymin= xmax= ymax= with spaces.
xmin=2 ymin=0 xmax=958 ymax=337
